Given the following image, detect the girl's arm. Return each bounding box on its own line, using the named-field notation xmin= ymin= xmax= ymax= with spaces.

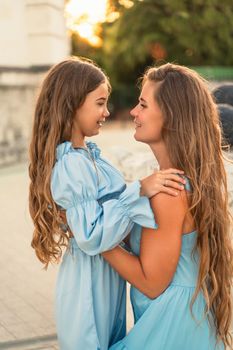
xmin=55 ymin=152 xmax=185 ymax=256
xmin=102 ymin=192 xmax=187 ymax=299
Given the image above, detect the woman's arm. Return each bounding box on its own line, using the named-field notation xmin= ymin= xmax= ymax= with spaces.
xmin=102 ymin=192 xmax=187 ymax=299
xmin=57 ymin=154 xmax=185 ymax=255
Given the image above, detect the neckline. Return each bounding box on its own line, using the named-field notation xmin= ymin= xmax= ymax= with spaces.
xmin=56 ymin=141 xmax=101 ymax=161
xmin=71 ymin=141 xmax=101 ymax=159
xmin=182 ymin=229 xmax=197 ymax=238
xmin=73 ymin=145 xmax=89 ymax=151
xmin=72 ymin=141 xmax=88 ymax=150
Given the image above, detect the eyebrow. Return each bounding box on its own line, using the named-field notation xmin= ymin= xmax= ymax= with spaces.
xmin=96 ymin=97 xmax=107 ymax=101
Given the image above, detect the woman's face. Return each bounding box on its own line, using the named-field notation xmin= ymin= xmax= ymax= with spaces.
xmin=130 ymin=80 xmax=164 ymax=145
xmin=72 ymin=82 xmax=110 ymax=138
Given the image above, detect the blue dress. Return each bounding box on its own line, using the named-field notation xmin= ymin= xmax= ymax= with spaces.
xmin=110 ymin=182 xmax=223 ymax=350
xmin=50 ymin=141 xmax=156 ymax=350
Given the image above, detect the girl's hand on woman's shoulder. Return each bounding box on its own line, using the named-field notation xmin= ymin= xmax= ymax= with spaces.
xmin=140 ymin=168 xmax=186 ymax=198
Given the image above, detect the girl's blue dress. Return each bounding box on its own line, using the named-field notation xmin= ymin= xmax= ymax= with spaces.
xmin=110 ymin=182 xmax=223 ymax=350
xmin=50 ymin=141 xmax=156 ymax=350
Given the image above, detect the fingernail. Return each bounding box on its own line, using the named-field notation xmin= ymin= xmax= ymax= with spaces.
xmin=180 ymin=185 xmax=184 ymax=189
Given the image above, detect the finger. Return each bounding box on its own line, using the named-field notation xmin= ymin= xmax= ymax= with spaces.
xmin=152 ymin=170 xmax=164 ymax=180
xmin=160 ymin=168 xmax=184 ymax=174
xmin=164 ymin=180 xmax=184 ymax=190
xmin=160 ymin=186 xmax=179 ymax=196
xmin=162 ymin=174 xmax=186 ymax=184
xmin=154 ymin=174 xmax=166 ymax=184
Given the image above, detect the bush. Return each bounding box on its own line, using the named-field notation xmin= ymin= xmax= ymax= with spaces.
xmin=212 ymin=84 xmax=233 ymax=106
xmin=217 ymin=104 xmax=233 ymax=146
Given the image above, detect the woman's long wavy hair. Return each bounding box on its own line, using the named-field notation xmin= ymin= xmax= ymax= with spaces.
xmin=29 ymin=57 xmax=109 ymax=268
xmin=143 ymin=63 xmax=233 ymax=348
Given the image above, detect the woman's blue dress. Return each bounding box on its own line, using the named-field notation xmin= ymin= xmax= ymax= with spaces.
xmin=110 ymin=182 xmax=223 ymax=350
xmin=50 ymin=141 xmax=156 ymax=350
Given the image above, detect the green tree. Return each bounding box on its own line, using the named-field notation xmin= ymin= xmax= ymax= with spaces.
xmin=70 ymin=0 xmax=233 ymax=115
xmin=102 ymin=0 xmax=233 ymax=82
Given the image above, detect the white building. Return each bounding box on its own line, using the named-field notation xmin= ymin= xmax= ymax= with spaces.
xmin=0 ymin=0 xmax=70 ymax=166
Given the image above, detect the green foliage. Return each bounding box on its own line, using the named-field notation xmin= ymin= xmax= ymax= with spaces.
xmin=102 ymin=0 xmax=233 ymax=73
xmin=70 ymin=0 xmax=233 ymax=113
xmin=71 ymin=31 xmax=107 ymax=71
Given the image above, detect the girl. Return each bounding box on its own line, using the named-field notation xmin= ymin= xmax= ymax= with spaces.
xmin=102 ymin=63 xmax=233 ymax=350
xmin=28 ymin=57 xmax=185 ymax=350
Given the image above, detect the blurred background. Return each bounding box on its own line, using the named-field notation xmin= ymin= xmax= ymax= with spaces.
xmin=0 ymin=0 xmax=232 ymax=349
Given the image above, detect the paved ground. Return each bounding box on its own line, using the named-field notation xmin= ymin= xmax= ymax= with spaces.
xmin=0 ymin=162 xmax=58 ymax=349
xmin=0 ymin=123 xmax=232 ymax=349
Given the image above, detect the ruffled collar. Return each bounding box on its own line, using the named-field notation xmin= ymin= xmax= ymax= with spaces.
xmin=56 ymin=141 xmax=101 ymax=160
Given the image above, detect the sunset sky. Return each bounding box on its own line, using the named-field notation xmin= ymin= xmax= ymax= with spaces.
xmin=65 ymin=0 xmax=108 ymax=46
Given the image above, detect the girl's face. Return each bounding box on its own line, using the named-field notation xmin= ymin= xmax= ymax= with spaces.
xmin=130 ymin=80 xmax=164 ymax=145
xmin=72 ymin=82 xmax=110 ymax=139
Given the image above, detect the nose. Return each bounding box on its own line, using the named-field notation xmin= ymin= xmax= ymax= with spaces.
xmin=104 ymin=106 xmax=110 ymax=118
xmin=130 ymin=106 xmax=138 ymax=119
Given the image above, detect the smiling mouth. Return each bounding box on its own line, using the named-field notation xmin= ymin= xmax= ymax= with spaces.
xmin=135 ymin=123 xmax=142 ymax=128
xmin=97 ymin=119 xmax=105 ymax=127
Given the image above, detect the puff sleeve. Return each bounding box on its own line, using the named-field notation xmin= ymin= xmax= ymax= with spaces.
xmin=51 ymin=150 xmax=156 ymax=256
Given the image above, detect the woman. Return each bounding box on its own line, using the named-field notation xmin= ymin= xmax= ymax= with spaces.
xmin=28 ymin=57 xmax=185 ymax=350
xmin=103 ymin=63 xmax=233 ymax=350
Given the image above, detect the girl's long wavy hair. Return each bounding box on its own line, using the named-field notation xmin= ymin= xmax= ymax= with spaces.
xmin=143 ymin=63 xmax=233 ymax=348
xmin=29 ymin=57 xmax=109 ymax=268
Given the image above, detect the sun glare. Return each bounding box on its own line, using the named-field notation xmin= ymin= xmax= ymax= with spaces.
xmin=66 ymin=0 xmax=108 ymax=46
